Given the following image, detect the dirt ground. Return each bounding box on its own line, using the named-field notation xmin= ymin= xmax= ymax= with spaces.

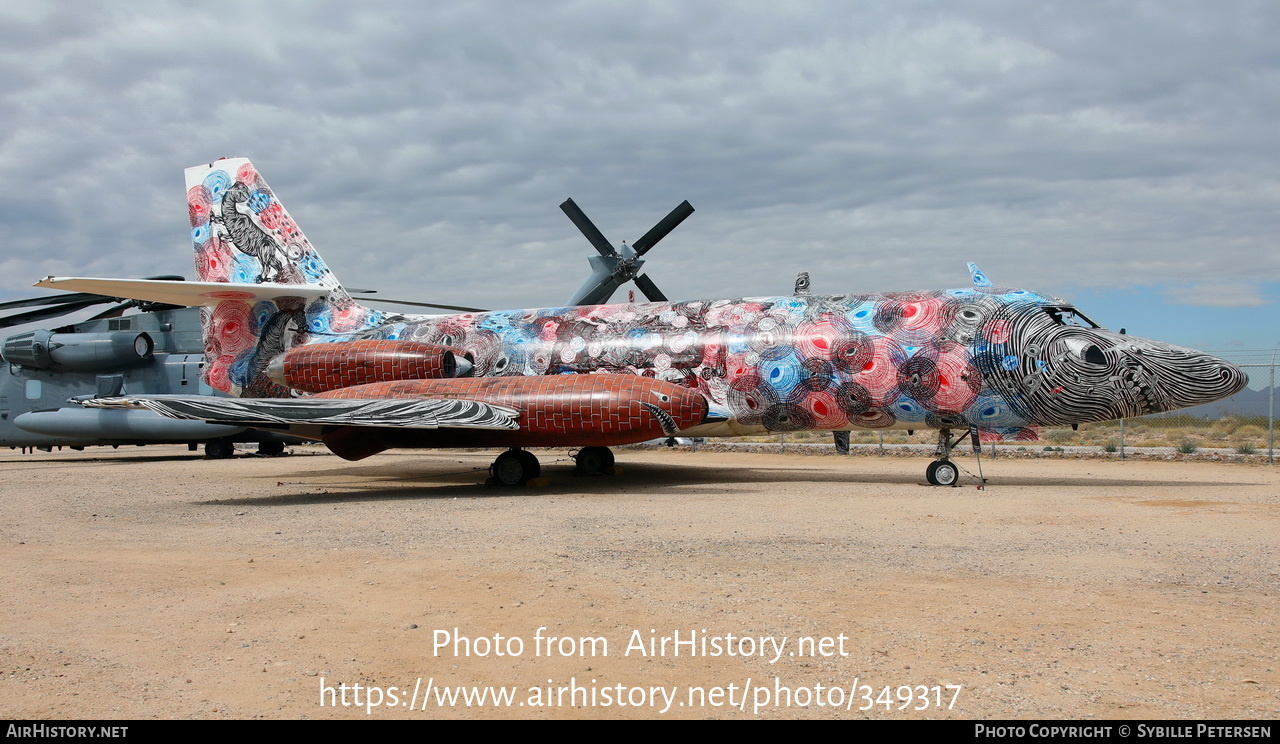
xmin=1 ymin=444 xmax=1276 ymax=720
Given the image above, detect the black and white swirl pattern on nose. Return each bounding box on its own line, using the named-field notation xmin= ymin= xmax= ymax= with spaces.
xmin=979 ymin=304 xmax=1248 ymax=427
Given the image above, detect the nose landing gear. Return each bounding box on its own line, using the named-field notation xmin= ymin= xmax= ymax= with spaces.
xmin=926 ymin=458 xmax=959 ymax=487
xmin=927 ymin=428 xmax=965 ymax=487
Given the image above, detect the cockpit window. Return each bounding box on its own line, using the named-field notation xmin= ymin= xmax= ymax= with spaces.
xmin=1044 ymin=306 xmax=1101 ymax=329
xmin=1062 ymin=336 xmax=1109 ymax=365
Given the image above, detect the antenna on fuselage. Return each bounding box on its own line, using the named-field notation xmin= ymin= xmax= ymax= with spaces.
xmin=967 ymin=262 xmax=993 ymax=288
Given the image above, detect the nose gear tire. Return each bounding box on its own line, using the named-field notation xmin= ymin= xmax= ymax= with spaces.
xmin=926 ymin=459 xmax=959 ymax=487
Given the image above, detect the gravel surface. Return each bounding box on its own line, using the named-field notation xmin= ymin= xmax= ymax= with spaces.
xmin=1 ymin=444 xmax=1276 ymax=719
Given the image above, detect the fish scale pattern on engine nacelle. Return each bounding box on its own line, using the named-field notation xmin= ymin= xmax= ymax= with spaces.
xmin=314 ymin=375 xmax=706 ymax=447
xmin=271 ymin=339 xmax=469 ymax=393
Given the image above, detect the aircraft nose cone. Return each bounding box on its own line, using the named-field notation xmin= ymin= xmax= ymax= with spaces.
xmin=1127 ymin=344 xmax=1249 ymax=413
xmin=1173 ymin=352 xmax=1248 ymax=407
xmin=1203 ymin=357 xmax=1249 ymax=401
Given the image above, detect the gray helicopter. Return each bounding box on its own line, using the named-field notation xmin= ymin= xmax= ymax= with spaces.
xmin=0 ymin=285 xmax=294 ymax=458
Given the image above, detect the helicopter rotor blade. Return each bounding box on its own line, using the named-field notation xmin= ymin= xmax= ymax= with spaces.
xmin=560 ymin=198 xmax=618 ymax=258
xmin=0 ymin=293 xmax=112 ymax=312
xmin=84 ymin=300 xmax=142 ymax=322
xmin=0 ymin=298 xmax=118 ymax=329
xmin=631 ymin=200 xmax=694 ymax=256
xmin=359 ymin=297 xmax=488 ymax=313
xmin=0 ymin=275 xmax=187 ymax=329
xmin=632 ymin=273 xmax=667 ymax=303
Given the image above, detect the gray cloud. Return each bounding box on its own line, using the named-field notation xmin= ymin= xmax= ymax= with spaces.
xmin=1165 ymin=283 xmax=1272 ymax=308
xmin=2 ymin=0 xmax=1277 ymax=314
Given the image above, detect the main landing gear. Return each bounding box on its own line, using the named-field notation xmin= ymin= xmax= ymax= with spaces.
xmin=926 ymin=428 xmax=963 ymax=487
xmin=490 ymin=448 xmax=541 ymax=487
xmin=572 ymin=446 xmax=615 ymax=476
xmin=488 ymin=446 xmax=618 ymax=486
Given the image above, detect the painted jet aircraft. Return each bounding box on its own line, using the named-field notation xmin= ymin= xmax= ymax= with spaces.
xmin=37 ymin=158 xmax=1248 ymax=486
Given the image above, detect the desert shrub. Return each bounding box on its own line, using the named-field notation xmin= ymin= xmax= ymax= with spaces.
xmin=1211 ymin=417 xmax=1243 ymax=436
xmin=1177 ymin=440 xmax=1199 ymax=454
xmin=1236 ymin=443 xmax=1257 ymax=455
xmin=1235 ymin=425 xmax=1267 ymax=441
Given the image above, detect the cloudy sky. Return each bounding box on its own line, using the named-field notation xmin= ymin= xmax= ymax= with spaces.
xmin=2 ymin=0 xmax=1277 ymax=361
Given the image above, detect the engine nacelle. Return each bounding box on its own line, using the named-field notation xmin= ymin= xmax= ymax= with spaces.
xmin=2 ymin=330 xmax=154 ymax=371
xmin=267 ymin=339 xmax=473 ymax=394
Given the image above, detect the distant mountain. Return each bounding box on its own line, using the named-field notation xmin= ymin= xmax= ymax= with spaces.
xmin=1152 ymin=385 xmax=1275 ymax=419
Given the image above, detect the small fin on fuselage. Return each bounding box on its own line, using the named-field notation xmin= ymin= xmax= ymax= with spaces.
xmin=967 ymin=262 xmax=992 ymax=288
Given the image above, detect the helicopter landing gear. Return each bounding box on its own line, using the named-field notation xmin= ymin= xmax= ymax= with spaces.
xmin=257 ymin=439 xmax=286 ymax=457
xmin=204 ymin=437 xmax=235 ymax=460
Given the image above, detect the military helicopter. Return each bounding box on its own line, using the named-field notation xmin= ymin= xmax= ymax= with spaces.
xmin=0 ymin=285 xmax=295 ymax=457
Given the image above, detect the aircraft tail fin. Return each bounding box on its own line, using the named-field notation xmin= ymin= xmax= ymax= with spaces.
xmin=187 ymin=159 xmax=343 ymax=290
xmin=184 ymin=158 xmax=384 ymax=396
xmin=39 ymin=159 xmax=385 ymax=397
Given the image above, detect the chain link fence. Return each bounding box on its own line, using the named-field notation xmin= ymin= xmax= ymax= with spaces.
xmin=689 ymin=354 xmax=1278 ymax=465
xmin=1066 ymin=358 xmax=1276 ymax=464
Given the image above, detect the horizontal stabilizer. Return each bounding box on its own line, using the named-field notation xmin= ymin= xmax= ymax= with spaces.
xmin=34 ymin=277 xmax=332 ymax=308
xmin=82 ymin=396 xmax=520 ymax=430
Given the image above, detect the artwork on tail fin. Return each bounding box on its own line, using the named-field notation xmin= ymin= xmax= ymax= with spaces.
xmin=185 ymin=158 xmax=387 ymax=396
xmin=190 ymin=160 xmax=321 ymax=287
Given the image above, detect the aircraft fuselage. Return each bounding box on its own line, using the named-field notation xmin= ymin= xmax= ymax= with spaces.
xmin=261 ymin=286 xmax=1247 ymax=441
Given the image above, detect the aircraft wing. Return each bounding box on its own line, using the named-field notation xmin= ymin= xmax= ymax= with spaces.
xmin=81 ymin=396 xmax=519 ymax=430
